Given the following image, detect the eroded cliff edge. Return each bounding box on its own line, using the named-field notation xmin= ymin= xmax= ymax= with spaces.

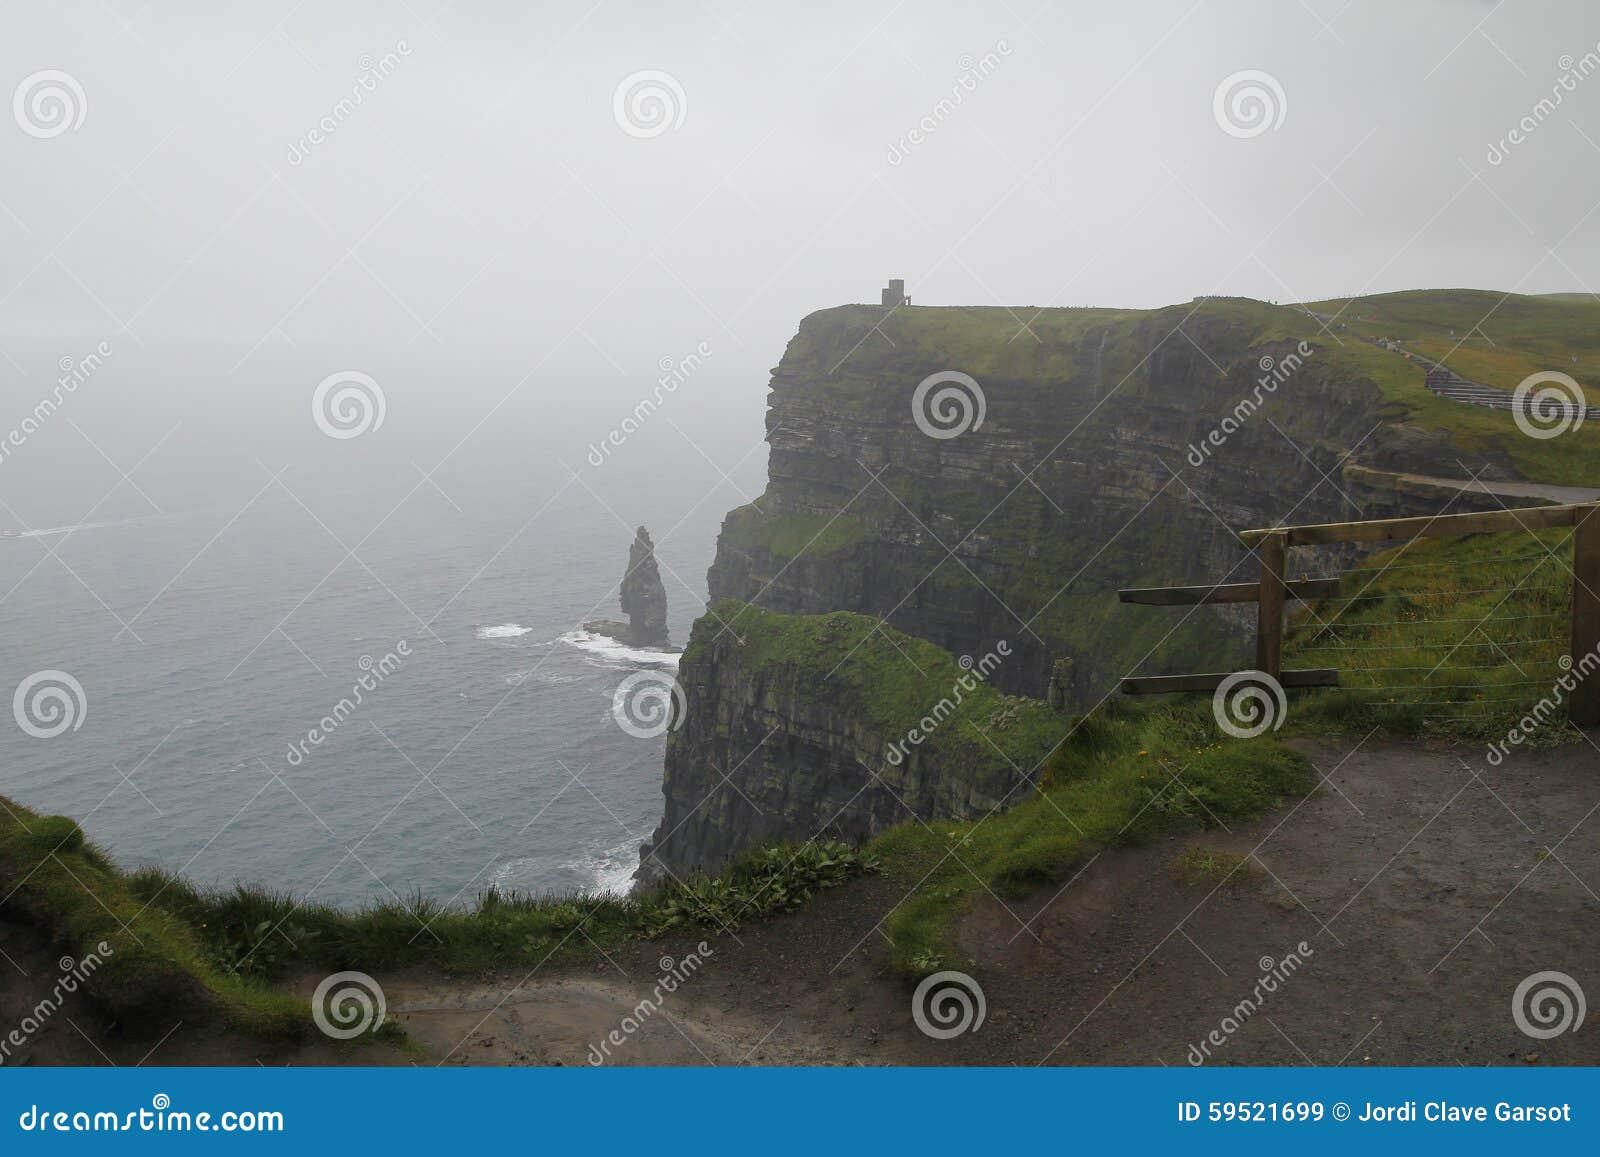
xmin=639 ymin=298 xmax=1508 ymax=882
xmin=636 ymin=602 xmax=1067 ymax=882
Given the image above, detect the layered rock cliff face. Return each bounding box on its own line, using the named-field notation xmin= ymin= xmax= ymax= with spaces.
xmin=641 ymin=298 xmax=1506 ymax=882
xmin=706 ymin=300 xmax=1498 ymax=699
xmin=637 ymin=601 xmax=1067 ymax=883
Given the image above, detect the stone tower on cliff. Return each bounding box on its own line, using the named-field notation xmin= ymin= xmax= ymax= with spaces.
xmin=619 ymin=526 xmax=669 ymax=646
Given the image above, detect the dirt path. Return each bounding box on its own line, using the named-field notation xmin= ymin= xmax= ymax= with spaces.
xmin=1374 ymin=468 xmax=1600 ymax=506
xmin=11 ymin=736 xmax=1598 ymax=1067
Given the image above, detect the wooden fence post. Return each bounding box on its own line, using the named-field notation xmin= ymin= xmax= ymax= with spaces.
xmin=1570 ymin=503 xmax=1600 ymax=728
xmin=1256 ymin=531 xmax=1287 ymax=680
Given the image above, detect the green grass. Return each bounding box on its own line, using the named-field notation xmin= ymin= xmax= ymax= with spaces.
xmin=3 ymin=601 xmax=1308 ymax=1006
xmin=1303 ymin=289 xmax=1600 ymax=392
xmin=719 ymin=503 xmax=868 ymax=559
xmin=665 ymin=602 xmax=1308 ymax=978
xmin=0 ymin=786 xmax=879 ymax=1040
xmin=0 ymin=803 xmax=306 ymax=1038
xmin=704 ymin=600 xmax=1073 ymax=783
xmin=127 ymin=838 xmax=877 ymax=984
xmin=866 ymin=696 xmax=1308 ymax=975
xmin=1297 ymin=289 xmax=1600 ymax=485
xmin=1170 ymin=845 xmax=1256 ymax=889
xmin=1288 ymin=528 xmax=1577 ymax=744
xmin=784 ymin=303 xmax=1144 ymax=391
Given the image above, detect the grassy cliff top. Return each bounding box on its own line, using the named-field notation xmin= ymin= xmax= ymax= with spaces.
xmin=1302 ymin=288 xmax=1600 ymax=385
xmin=697 ymin=599 xmax=1309 ymax=974
xmin=702 ymin=598 xmax=1069 ymax=774
xmin=779 ymin=289 xmax=1600 ymax=487
xmin=0 ymin=802 xmax=307 ymax=1037
xmin=782 ymin=296 xmax=1283 ymax=386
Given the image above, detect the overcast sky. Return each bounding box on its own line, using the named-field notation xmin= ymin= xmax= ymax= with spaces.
xmin=2 ymin=0 xmax=1597 ymax=383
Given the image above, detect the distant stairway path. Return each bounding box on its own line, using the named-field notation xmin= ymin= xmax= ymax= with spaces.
xmin=1292 ymin=307 xmax=1586 ymax=422
xmin=1415 ymin=358 xmax=1583 ymax=419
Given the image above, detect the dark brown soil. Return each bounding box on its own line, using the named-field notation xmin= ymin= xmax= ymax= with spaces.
xmin=9 ymin=735 xmax=1598 ymax=1067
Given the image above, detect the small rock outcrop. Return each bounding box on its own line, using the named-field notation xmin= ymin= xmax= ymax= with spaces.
xmin=586 ymin=527 xmax=673 ymax=648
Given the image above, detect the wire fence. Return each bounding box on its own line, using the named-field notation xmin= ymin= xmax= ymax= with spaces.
xmin=1284 ymin=539 xmax=1572 ymax=722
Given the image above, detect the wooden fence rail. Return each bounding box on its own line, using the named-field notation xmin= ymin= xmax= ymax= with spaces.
xmin=1119 ymin=500 xmax=1600 ymax=727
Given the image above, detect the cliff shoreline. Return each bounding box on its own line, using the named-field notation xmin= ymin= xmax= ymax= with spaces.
xmin=640 ymin=298 xmax=1513 ymax=882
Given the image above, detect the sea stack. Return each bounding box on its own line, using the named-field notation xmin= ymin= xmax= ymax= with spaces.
xmin=585 ymin=526 xmax=674 ymax=648
xmin=620 ymin=527 xmax=669 ymax=646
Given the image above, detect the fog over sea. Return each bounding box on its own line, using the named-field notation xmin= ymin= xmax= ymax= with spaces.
xmin=0 ymin=339 xmax=764 ymax=906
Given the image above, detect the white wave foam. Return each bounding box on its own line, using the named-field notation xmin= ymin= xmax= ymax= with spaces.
xmin=489 ymin=838 xmax=641 ymax=898
xmin=487 ymin=856 xmax=542 ymax=895
xmin=1 ymin=516 xmax=145 ymax=539
xmin=572 ymin=837 xmax=644 ymax=896
xmin=559 ymin=628 xmax=680 ymax=669
xmin=475 ymin=623 xmax=535 ymax=639
xmin=503 ymin=669 xmax=587 ymax=687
